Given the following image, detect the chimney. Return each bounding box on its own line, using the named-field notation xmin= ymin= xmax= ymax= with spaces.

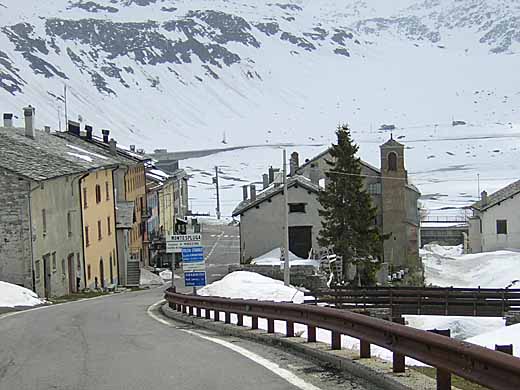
xmin=3 ymin=113 xmax=13 ymax=127
xmin=68 ymin=120 xmax=80 ymax=136
xmin=137 ymin=148 xmax=144 ymax=155
xmin=262 ymin=173 xmax=269 ymax=189
xmin=290 ymin=151 xmax=299 ymax=176
xmin=44 ymin=126 xmax=51 ymax=134
xmin=109 ymin=138 xmax=117 ymax=155
xmin=250 ymin=184 xmax=256 ymax=201
xmin=85 ymin=125 xmax=93 ymax=141
xmin=268 ymin=166 xmax=274 ymax=184
xmin=130 ymin=145 xmax=136 ymax=152
xmin=481 ymin=190 xmax=488 ymax=206
xmin=23 ymin=106 xmax=35 ymax=139
xmin=242 ymin=185 xmax=248 ymax=201
xmin=102 ymin=129 xmax=110 ymax=143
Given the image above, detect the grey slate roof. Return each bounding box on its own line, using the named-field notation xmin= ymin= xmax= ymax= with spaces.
xmin=296 ymin=147 xmax=381 ymax=174
xmin=472 ymin=179 xmax=520 ymax=212
xmin=0 ymin=127 xmax=119 ymax=181
xmin=232 ymin=175 xmax=320 ymax=217
xmin=54 ymin=132 xmax=149 ymax=166
xmin=116 ymin=201 xmax=135 ymax=229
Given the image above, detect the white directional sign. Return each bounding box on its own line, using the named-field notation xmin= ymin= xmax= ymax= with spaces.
xmin=166 ymin=233 xmax=202 ymax=253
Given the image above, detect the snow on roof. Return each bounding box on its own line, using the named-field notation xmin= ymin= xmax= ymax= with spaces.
xmin=67 ymin=152 xmax=93 ymax=162
xmin=0 ymin=281 xmax=45 ymax=308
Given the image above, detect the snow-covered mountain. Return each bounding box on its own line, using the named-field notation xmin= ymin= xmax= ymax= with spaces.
xmin=1 ymin=0 xmax=519 ymax=214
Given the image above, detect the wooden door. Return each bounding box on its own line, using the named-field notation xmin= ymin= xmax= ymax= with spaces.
xmin=99 ymin=259 xmax=105 ymax=289
xmin=67 ymin=254 xmax=75 ymax=293
xmin=43 ymin=254 xmax=51 ymax=298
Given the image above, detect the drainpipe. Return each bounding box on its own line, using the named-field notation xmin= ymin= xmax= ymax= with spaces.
xmin=27 ymin=182 xmax=36 ymax=293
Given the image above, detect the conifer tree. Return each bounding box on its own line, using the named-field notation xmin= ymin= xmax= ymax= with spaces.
xmin=318 ymin=125 xmax=384 ymax=285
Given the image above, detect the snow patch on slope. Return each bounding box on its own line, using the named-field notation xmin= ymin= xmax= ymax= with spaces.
xmin=0 ymin=281 xmax=45 ymax=308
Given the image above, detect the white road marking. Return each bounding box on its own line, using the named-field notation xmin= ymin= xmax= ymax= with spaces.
xmin=205 ymin=231 xmax=224 ymax=261
xmin=147 ymin=300 xmax=322 ymax=390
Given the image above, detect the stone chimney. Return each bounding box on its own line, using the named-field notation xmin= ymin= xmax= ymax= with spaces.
xmin=68 ymin=120 xmax=80 ymax=136
xmin=109 ymin=138 xmax=117 ymax=155
xmin=3 ymin=113 xmax=13 ymax=128
xmin=262 ymin=173 xmax=269 ymax=189
xmin=23 ymin=106 xmax=35 ymax=139
xmin=44 ymin=126 xmax=51 ymax=134
xmin=289 ymin=152 xmax=299 ymax=176
xmin=250 ymin=184 xmax=256 ymax=201
xmin=102 ymin=129 xmax=110 ymax=143
xmin=85 ymin=125 xmax=93 ymax=141
xmin=130 ymin=145 xmax=136 ymax=152
xmin=242 ymin=185 xmax=248 ymax=201
xmin=481 ymin=190 xmax=488 ymax=206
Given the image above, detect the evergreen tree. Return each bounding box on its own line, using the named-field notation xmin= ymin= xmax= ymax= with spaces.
xmin=318 ymin=125 xmax=384 ymax=285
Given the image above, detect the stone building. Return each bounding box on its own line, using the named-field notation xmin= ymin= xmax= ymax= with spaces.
xmin=0 ymin=108 xmax=120 ymax=297
xmin=234 ymin=136 xmax=421 ymax=269
xmin=468 ymin=181 xmax=520 ymax=253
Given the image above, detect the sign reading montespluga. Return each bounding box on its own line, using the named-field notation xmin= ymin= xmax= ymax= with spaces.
xmin=166 ymin=233 xmax=202 ymax=253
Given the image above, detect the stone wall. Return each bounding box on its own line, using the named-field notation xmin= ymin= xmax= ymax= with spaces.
xmin=0 ymin=168 xmax=32 ymax=288
xmin=228 ymin=264 xmax=326 ymax=291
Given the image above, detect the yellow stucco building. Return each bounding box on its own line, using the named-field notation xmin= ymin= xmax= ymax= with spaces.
xmin=80 ymin=168 xmax=118 ymax=289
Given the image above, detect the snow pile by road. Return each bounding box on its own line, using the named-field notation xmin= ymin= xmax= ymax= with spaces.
xmin=198 ymin=271 xmax=305 ymax=303
xmin=0 ymin=281 xmax=44 ymax=308
xmin=465 ymin=323 xmax=520 ymax=358
xmin=421 ymin=244 xmax=520 ymax=288
xmin=140 ymin=269 xmax=164 ymax=286
xmin=252 ymin=248 xmax=320 ymax=268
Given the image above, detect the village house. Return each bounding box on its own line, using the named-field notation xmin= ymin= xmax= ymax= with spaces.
xmin=233 ymin=136 xmax=421 ymax=270
xmin=0 ymin=108 xmax=120 ymax=297
xmin=468 ymin=181 xmax=520 ymax=253
xmin=55 ymin=125 xmax=150 ymax=285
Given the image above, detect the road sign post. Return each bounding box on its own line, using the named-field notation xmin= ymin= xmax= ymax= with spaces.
xmin=182 ymin=246 xmax=207 ymax=288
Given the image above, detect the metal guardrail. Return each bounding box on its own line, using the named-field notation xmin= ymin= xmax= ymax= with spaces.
xmin=305 ymin=287 xmax=520 ymax=317
xmin=164 ymin=289 xmax=520 ymax=390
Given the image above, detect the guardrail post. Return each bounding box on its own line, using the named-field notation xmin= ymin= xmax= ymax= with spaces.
xmin=495 ymin=344 xmax=513 ymax=355
xmin=331 ymin=331 xmax=341 ymax=350
xmin=251 ymin=316 xmax=258 ymax=330
xmin=196 ymin=307 xmax=201 ymax=318
xmin=176 ymin=303 xmax=181 ymax=312
xmin=392 ymin=316 xmax=405 ymax=373
xmin=429 ymin=329 xmax=451 ymax=390
xmin=189 ymin=306 xmax=194 ymax=316
xmin=267 ymin=319 xmax=275 ymax=333
xmin=214 ymin=310 xmax=220 ymax=322
xmin=182 ymin=305 xmax=187 ymax=314
xmin=205 ymin=308 xmax=211 ymax=319
xmin=237 ymin=313 xmax=243 ymax=326
xmin=360 ymin=339 xmax=371 ymax=358
xmin=286 ymin=321 xmax=294 ymax=337
xmin=225 ymin=312 xmax=231 ymax=324
xmin=307 ymin=326 xmax=316 ymax=342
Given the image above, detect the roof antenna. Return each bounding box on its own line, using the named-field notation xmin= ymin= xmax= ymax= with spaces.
xmin=390 ymin=132 xmax=393 ymax=140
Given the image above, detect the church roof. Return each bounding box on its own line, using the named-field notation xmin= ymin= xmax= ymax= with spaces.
xmin=380 ymin=136 xmax=404 ymax=148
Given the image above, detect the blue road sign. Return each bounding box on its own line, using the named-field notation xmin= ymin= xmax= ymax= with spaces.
xmin=184 ymin=271 xmax=206 ymax=287
xmin=182 ymin=246 xmax=204 ymax=263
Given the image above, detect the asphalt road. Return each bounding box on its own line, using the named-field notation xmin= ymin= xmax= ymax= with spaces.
xmin=201 ymin=223 xmax=240 ymax=284
xmin=0 ymin=288 xmax=374 ymax=390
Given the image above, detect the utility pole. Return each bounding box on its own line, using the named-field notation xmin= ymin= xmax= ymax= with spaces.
xmin=477 ymin=173 xmax=480 ymax=199
xmin=213 ymin=166 xmax=221 ymax=220
xmin=64 ymin=84 xmax=68 ymax=129
xmin=282 ymin=149 xmax=290 ymax=286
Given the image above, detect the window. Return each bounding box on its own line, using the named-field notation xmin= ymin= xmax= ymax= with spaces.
xmin=95 ymin=185 xmax=101 ymax=204
xmin=140 ymin=197 xmax=144 ymax=213
xmin=105 ymin=181 xmax=110 ymax=200
xmin=107 ymin=216 xmax=111 ymax=236
xmin=61 ymin=258 xmax=66 ymax=276
xmin=83 ymin=188 xmax=88 ymax=209
xmin=87 ymin=264 xmax=91 ymax=280
xmin=85 ymin=226 xmax=90 ymax=246
xmin=497 ymin=219 xmax=508 ymax=234
xmin=52 ymin=252 xmax=57 ymax=271
xmin=42 ymin=209 xmax=47 ymax=235
xmin=98 ymin=220 xmax=102 ymax=240
xmin=67 ymin=212 xmax=72 ymax=237
xmin=368 ymin=182 xmax=382 ymax=195
xmin=388 ymin=152 xmax=397 ymax=171
xmin=289 ymin=203 xmax=306 ymax=213
xmin=35 ymin=260 xmax=41 ymax=280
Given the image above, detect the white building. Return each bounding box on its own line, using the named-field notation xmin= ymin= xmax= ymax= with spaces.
xmin=468 ymin=181 xmax=520 ymax=253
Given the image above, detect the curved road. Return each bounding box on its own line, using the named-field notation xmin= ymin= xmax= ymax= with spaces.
xmin=0 ymin=288 xmax=373 ymax=390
